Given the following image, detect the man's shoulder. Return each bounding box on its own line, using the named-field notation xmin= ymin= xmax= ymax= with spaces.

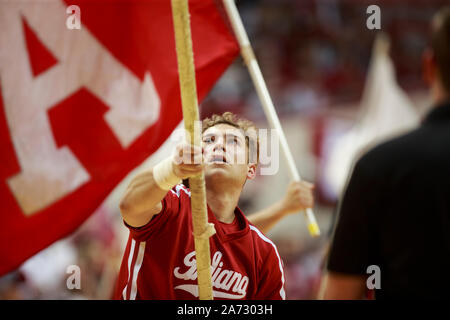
xmin=356 ymin=125 xmax=439 ymax=173
xmin=247 ymin=224 xmax=280 ymax=256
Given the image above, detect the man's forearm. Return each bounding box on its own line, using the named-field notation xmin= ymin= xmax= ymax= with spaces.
xmin=248 ymin=180 xmax=315 ymax=234
xmin=247 ymin=201 xmax=287 ymax=234
xmin=119 ymin=168 xmax=168 ymax=227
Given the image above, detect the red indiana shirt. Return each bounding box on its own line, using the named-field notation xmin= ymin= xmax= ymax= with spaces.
xmin=113 ymin=184 xmax=286 ymax=300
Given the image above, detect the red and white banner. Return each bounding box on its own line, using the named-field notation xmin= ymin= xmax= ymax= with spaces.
xmin=0 ymin=0 xmax=238 ymax=275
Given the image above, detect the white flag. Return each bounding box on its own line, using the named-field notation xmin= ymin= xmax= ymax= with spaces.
xmin=324 ymin=34 xmax=420 ymax=198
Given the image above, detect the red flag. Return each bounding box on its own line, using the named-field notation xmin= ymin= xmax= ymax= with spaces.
xmin=0 ymin=0 xmax=238 ymax=275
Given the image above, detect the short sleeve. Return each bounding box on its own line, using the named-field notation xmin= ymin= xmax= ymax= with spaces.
xmin=123 ymin=185 xmax=183 ymax=242
xmin=327 ymin=158 xmax=377 ymax=275
xmin=255 ymin=247 xmax=286 ymax=300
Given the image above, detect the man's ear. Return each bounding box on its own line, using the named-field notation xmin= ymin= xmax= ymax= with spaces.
xmin=422 ymin=48 xmax=436 ymax=87
xmin=246 ymin=163 xmax=257 ymax=180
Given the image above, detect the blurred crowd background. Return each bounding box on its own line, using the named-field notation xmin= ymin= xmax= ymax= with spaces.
xmin=1 ymin=0 xmax=447 ymax=299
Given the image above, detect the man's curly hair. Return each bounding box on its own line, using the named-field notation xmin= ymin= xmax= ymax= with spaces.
xmin=202 ymin=112 xmax=259 ymax=165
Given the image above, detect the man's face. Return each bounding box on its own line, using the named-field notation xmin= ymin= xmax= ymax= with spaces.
xmin=202 ymin=124 xmax=256 ymax=186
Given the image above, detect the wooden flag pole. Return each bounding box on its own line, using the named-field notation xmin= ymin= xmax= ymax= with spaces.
xmin=222 ymin=0 xmax=320 ymax=237
xmin=171 ymin=0 xmax=215 ymax=300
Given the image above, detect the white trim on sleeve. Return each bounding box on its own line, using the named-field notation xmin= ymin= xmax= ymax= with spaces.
xmin=249 ymin=225 xmax=286 ymax=300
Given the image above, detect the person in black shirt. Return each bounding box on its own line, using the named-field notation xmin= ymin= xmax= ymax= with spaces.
xmin=320 ymin=6 xmax=450 ymax=299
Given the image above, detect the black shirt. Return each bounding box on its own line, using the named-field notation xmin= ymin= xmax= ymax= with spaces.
xmin=327 ymin=100 xmax=450 ymax=299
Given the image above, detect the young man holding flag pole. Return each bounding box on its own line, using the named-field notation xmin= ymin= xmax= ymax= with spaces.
xmin=115 ymin=0 xmax=313 ymax=300
xmin=114 ymin=0 xmax=315 ymax=300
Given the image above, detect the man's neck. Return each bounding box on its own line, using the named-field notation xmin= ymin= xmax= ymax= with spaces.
xmin=431 ymin=81 xmax=449 ymax=106
xmin=206 ymin=181 xmax=241 ymax=224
